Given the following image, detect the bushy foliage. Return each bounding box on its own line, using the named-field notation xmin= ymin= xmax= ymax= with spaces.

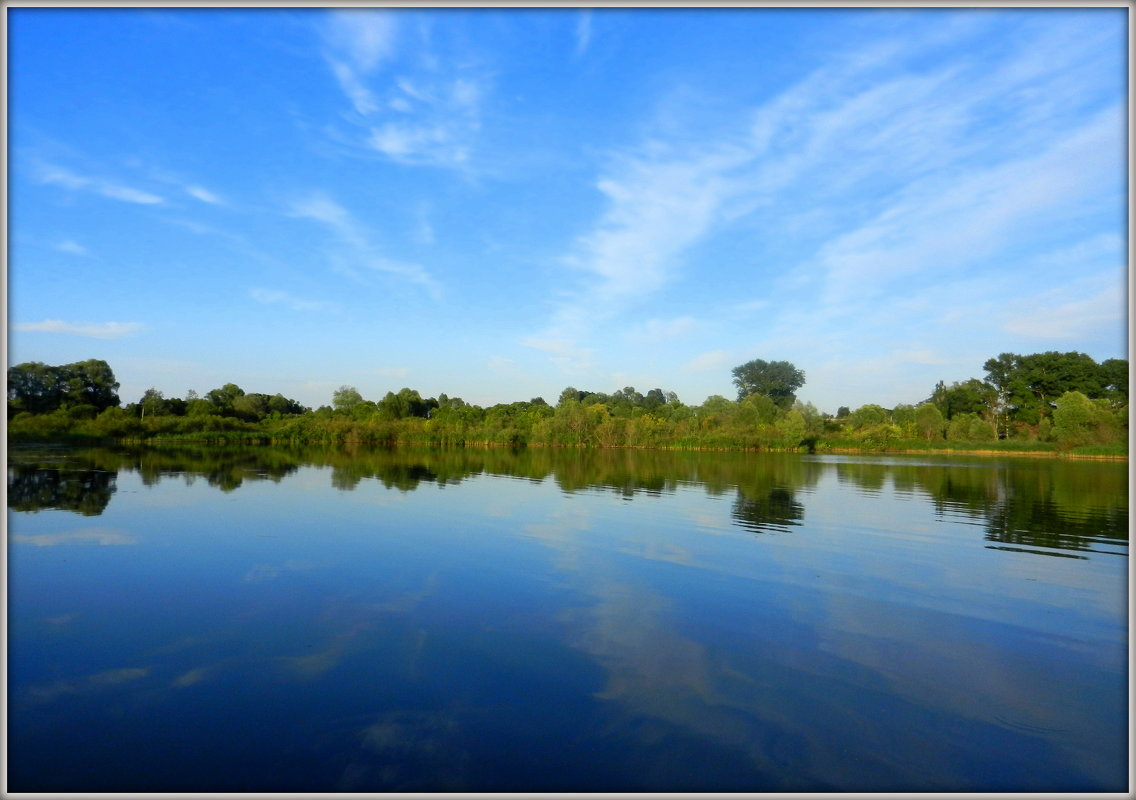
xmin=9 ymin=356 xmax=1129 ymax=455
xmin=1052 ymin=391 xmax=1125 ymax=449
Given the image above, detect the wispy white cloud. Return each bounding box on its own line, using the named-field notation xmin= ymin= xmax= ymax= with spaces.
xmin=330 ymin=59 xmax=381 ymax=116
xmin=1002 ymin=284 xmax=1124 ymax=341
xmin=320 ymin=10 xmax=395 ymax=115
xmin=364 ymin=255 xmax=443 ymax=298
xmin=35 ymin=162 xmax=163 ymax=204
xmin=813 ymin=106 xmax=1123 ymax=312
xmin=136 ymin=162 xmax=225 ymax=205
xmin=888 ymin=348 xmax=949 ymax=367
xmin=519 ymin=335 xmax=595 ymax=374
xmin=574 ymin=11 xmax=593 ymax=58
xmin=526 ymin=14 xmax=1123 ymax=389
xmin=288 ymin=192 xmax=365 ymax=247
xmin=628 ymin=316 xmax=700 ymax=344
xmin=317 ymin=10 xmax=488 ymax=170
xmin=682 ymin=350 xmax=729 ymax=372
xmin=288 ymin=191 xmax=442 ymax=299
xmin=250 ymin=288 xmax=337 ymax=313
xmin=731 ymin=299 xmax=770 ymax=314
xmin=368 ymin=122 xmax=466 ymax=164
xmin=372 ymin=366 xmax=410 ymax=379
xmin=365 ymin=73 xmax=485 ymax=167
xmin=413 ymin=203 xmax=435 ymax=245
xmin=324 ymin=9 xmax=397 ymax=73
xmin=99 ymin=184 xmax=163 ymax=204
xmin=162 ymin=216 xmax=242 ymax=242
xmin=185 ymin=184 xmax=222 ymax=204
xmin=523 ymin=147 xmax=743 ymax=369
xmin=54 ymin=240 xmax=90 ymax=256
xmin=13 ymin=319 xmax=145 ymax=339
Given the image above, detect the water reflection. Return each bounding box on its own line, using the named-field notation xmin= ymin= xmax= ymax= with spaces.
xmin=7 ymin=444 xmax=1127 ymax=791
xmin=7 ymin=445 xmax=300 ymax=500
xmin=8 ymin=461 xmax=116 ymax=515
xmin=919 ymin=462 xmax=1129 ymax=556
xmin=9 ymin=445 xmax=1125 ymax=559
xmin=732 ymin=488 xmax=805 ymax=534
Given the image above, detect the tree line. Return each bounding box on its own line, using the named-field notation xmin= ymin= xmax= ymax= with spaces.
xmin=7 ymin=352 xmax=1128 ymax=453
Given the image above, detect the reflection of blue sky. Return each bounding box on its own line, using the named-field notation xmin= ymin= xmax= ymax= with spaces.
xmin=472 ymin=464 xmax=1126 ymax=788
xmin=243 ymin=559 xmax=319 ymax=583
xmin=7 ymin=457 xmax=1126 ymax=791
xmin=17 ymin=666 xmax=151 ymax=705
xmin=785 ymin=469 xmax=1127 ymax=638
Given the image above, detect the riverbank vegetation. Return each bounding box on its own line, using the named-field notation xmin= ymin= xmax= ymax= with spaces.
xmin=7 ymin=352 xmax=1128 ymax=457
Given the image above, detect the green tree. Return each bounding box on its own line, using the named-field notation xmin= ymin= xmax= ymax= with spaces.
xmin=931 ymin=378 xmax=997 ymax=422
xmin=792 ymin=401 xmax=825 ymax=440
xmin=398 ymin=387 xmax=434 ymax=418
xmin=984 ymin=351 xmax=1113 ymax=426
xmin=1099 ymin=358 xmax=1129 ymax=405
xmin=643 ymin=388 xmax=666 ymax=410
xmin=848 ymin=404 xmax=888 ymax=430
xmin=557 ymin=387 xmax=593 ymax=406
xmin=375 ymin=388 xmax=432 ymax=420
xmin=63 ymin=359 xmax=121 ymax=411
xmin=232 ymin=393 xmax=270 ymax=422
xmin=8 ymin=361 xmax=63 ymax=414
xmin=267 ymin=393 xmax=307 ymax=416
xmin=1052 ymin=390 xmax=1122 ymax=447
xmin=737 ymin=393 xmax=779 ymax=426
xmin=206 ymin=383 xmax=245 ymax=415
xmin=775 ymin=409 xmax=807 ymax=449
xmin=891 ymin=404 xmax=917 ymax=437
xmin=186 ymin=397 xmax=217 ymax=417
xmin=731 ymin=359 xmax=805 ymax=408
xmin=139 ymin=388 xmax=167 ymax=419
xmin=946 ymin=412 xmax=996 ymax=442
xmin=914 ymin=403 xmax=945 ymax=441
xmin=8 ymin=359 xmax=120 ymax=415
xmin=332 ymin=385 xmax=364 ymax=411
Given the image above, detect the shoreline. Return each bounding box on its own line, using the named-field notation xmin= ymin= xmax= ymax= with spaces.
xmin=8 ymin=437 xmax=1128 ymax=461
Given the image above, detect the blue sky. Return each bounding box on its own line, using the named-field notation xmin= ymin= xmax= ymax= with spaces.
xmin=8 ymin=7 xmax=1128 ymax=413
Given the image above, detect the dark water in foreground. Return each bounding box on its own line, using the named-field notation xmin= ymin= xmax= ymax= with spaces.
xmin=7 ymin=445 xmax=1128 ymax=792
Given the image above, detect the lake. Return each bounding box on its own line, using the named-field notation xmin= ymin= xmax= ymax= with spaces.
xmin=6 ymin=444 xmax=1128 ymax=792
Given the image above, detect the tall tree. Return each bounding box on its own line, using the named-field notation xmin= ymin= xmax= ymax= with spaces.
xmin=232 ymin=393 xmax=270 ymax=421
xmin=983 ymin=351 xmax=1118 ymax=424
xmin=206 ymin=383 xmax=245 ymax=415
xmin=139 ymin=388 xmax=167 ymax=418
xmin=63 ymin=359 xmax=120 ymax=410
xmin=731 ymin=359 xmax=805 ymax=409
xmin=332 ymin=385 xmax=364 ymax=411
xmin=1099 ymin=358 xmax=1129 ymax=405
xmin=915 ymin=403 xmax=945 ymax=441
xmin=8 ymin=359 xmax=119 ymax=415
xmin=930 ymin=378 xmax=997 ymax=421
xmin=8 ymin=362 xmax=62 ymax=414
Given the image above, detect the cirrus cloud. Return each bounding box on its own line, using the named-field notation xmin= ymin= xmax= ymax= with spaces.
xmin=250 ymin=288 xmax=337 ymax=313
xmin=35 ymin=162 xmax=163 ymax=205
xmin=13 ymin=319 xmax=145 ymax=339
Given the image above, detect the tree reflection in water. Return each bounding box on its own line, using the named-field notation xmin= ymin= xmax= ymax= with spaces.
xmin=6 ymin=443 xmax=1127 ymax=792
xmin=7 ymin=445 xmax=1127 ymax=558
xmin=7 ymin=462 xmax=116 ymax=516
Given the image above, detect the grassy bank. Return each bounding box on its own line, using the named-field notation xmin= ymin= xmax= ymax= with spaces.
xmin=8 ymin=422 xmax=1126 ymax=459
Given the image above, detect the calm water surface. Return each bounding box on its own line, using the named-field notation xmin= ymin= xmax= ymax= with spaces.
xmin=7 ymin=445 xmax=1128 ymax=791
